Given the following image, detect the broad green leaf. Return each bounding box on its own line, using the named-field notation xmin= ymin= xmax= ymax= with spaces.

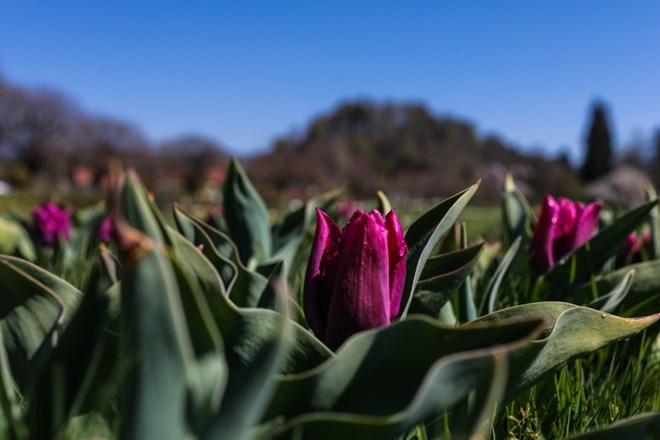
xmin=25 ymin=263 xmax=119 ymax=438
xmin=0 ymin=216 xmax=35 ymax=261
xmin=400 ymin=182 xmax=480 ymax=318
xmin=172 ymin=212 xmax=331 ymax=374
xmin=201 ymin=285 xmax=290 ymax=440
xmin=471 ymin=302 xmax=660 ymax=401
xmin=566 ymin=412 xmax=660 ymax=440
xmin=223 ymin=157 xmax=272 ymax=264
xmin=0 ymin=257 xmax=71 ymax=391
xmin=117 ymin=233 xmax=193 ymax=440
xmin=261 ymin=350 xmax=512 ymax=440
xmin=120 ymin=174 xmax=230 ymax=434
xmin=263 ymin=315 xmax=542 ymax=420
xmin=540 ymin=199 xmax=658 ymax=295
xmin=573 ymin=260 xmax=660 ymax=316
xmin=170 ymin=259 xmax=227 ymax=434
xmin=173 ymin=207 xmax=273 ymax=308
xmin=0 ymin=255 xmax=83 ymax=324
xmin=585 ymin=269 xmax=634 ymax=313
xmin=0 ymin=330 xmax=26 ymax=439
xmin=119 ymin=171 xmax=164 ymax=243
xmin=173 ymin=206 xmax=237 ymax=289
xmin=501 ymin=172 xmax=533 ymax=245
xmin=257 ymin=316 xmax=543 ymax=440
xmin=408 ymin=242 xmax=485 ymax=318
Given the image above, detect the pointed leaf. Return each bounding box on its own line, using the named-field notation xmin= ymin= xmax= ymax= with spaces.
xmin=573 ymin=260 xmax=660 ymax=316
xmin=566 ymin=412 xmax=660 ymax=440
xmin=501 ymin=172 xmax=533 ymax=245
xmin=483 ymin=236 xmax=522 ymax=314
xmin=400 ymin=182 xmax=480 ymax=318
xmin=471 ymin=302 xmax=660 ymax=400
xmin=408 ymin=242 xmax=485 ymax=318
xmin=223 ymin=157 xmax=272 ymax=263
xmin=262 ymin=316 xmax=543 ymax=422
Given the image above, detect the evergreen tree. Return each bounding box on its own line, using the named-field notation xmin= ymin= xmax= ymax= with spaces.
xmin=581 ymin=102 xmax=613 ymax=182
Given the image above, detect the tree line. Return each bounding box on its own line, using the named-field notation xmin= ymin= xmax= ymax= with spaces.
xmin=1 ymin=75 xmax=659 ymax=204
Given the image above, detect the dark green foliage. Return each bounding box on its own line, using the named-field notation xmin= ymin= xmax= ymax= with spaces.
xmin=581 ymin=102 xmax=614 ymax=183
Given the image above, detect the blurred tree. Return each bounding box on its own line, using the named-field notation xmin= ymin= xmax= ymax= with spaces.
xmin=160 ymin=135 xmax=228 ymax=194
xmin=0 ymin=83 xmax=76 ymax=185
xmin=70 ymin=115 xmax=150 ymax=181
xmin=581 ymin=102 xmax=613 ymax=182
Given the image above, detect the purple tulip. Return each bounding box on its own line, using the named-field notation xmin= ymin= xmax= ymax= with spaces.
xmin=97 ymin=213 xmax=115 ymax=243
xmin=32 ymin=202 xmax=73 ymax=246
xmin=530 ymin=195 xmax=602 ymax=273
xmin=617 ymin=231 xmax=651 ymax=266
xmin=304 ymin=208 xmax=408 ymax=350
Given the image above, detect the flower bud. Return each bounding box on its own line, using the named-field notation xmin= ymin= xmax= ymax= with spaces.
xmin=304 ymin=208 xmax=407 ymax=349
xmin=530 ymin=195 xmax=601 ymax=273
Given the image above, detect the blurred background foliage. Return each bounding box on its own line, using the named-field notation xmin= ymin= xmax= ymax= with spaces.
xmin=1 ymin=75 xmax=659 ymax=214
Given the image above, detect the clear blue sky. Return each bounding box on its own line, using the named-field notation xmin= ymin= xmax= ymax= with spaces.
xmin=1 ymin=1 xmax=659 ymax=161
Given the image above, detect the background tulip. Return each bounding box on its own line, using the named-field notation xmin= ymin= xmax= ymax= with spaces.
xmin=32 ymin=202 xmax=73 ymax=246
xmin=530 ymin=195 xmax=601 ymax=273
xmin=304 ymin=208 xmax=407 ymax=350
xmin=97 ymin=213 xmax=115 ymax=243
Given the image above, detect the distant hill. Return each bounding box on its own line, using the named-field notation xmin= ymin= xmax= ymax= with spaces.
xmin=248 ymin=101 xmax=583 ymax=203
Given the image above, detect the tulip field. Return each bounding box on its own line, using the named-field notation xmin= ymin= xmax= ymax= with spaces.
xmin=0 ymin=158 xmax=659 ymax=439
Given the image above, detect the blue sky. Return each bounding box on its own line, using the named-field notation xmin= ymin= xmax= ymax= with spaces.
xmin=1 ymin=1 xmax=659 ymax=161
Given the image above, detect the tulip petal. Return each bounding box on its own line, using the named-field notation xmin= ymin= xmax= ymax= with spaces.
xmin=303 ymin=208 xmax=342 ymax=340
xmin=324 ymin=211 xmax=390 ymax=350
xmin=552 ymin=199 xmax=578 ymax=259
xmin=385 ymin=209 xmax=407 ymax=318
xmin=567 ymin=202 xmax=602 ymax=251
xmin=530 ymin=195 xmax=560 ymax=273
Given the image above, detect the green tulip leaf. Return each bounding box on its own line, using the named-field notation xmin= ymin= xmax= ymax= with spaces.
xmin=117 ymin=231 xmax=194 ymax=440
xmin=0 ymin=216 xmax=35 ymax=261
xmin=400 ymin=182 xmax=480 ymax=318
xmin=173 ymin=206 xmax=273 ymax=308
xmin=173 ymin=206 xmax=237 ymax=289
xmin=119 ymin=171 xmax=165 ymax=244
xmin=0 ymin=256 xmax=81 ymax=391
xmin=270 ymin=187 xmax=342 ymax=276
xmin=258 ymin=349 xmax=512 ymax=440
xmin=566 ymin=411 xmax=660 ymax=440
xmin=25 ymin=261 xmax=120 ymax=438
xmin=584 ymin=269 xmax=634 ymax=313
xmin=0 ymin=329 xmax=26 ymax=439
xmin=407 ymin=242 xmax=485 ymax=318
xmin=201 ymin=285 xmax=290 ymax=440
xmin=223 ymin=157 xmax=272 ymax=264
xmin=501 ymin=172 xmax=533 ymax=245
xmin=483 ymin=236 xmax=522 ymax=315
xmin=573 ymin=260 xmax=660 ymax=316
xmin=264 ymin=316 xmax=541 ymax=438
xmin=471 ymin=302 xmax=660 ymax=401
xmin=457 ymin=222 xmax=478 ymax=323
xmin=376 ymin=190 xmax=392 ymax=214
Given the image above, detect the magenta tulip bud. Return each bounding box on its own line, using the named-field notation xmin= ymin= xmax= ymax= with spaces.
xmin=617 ymin=231 xmax=651 ymax=266
xmin=97 ymin=213 xmax=115 ymax=243
xmin=32 ymin=202 xmax=73 ymax=246
xmin=304 ymin=208 xmax=408 ymax=349
xmin=530 ymin=195 xmax=602 ymax=273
